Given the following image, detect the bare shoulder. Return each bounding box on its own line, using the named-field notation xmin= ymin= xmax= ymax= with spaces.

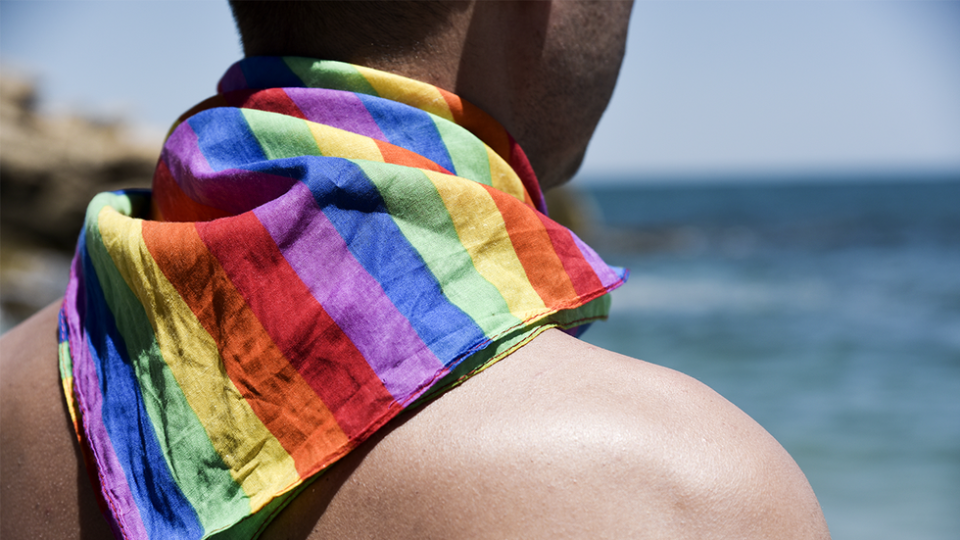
xmin=0 ymin=301 xmax=114 ymax=539
xmin=265 ymin=328 xmax=830 ymax=540
xmin=1 ymin=312 xmax=829 ymax=539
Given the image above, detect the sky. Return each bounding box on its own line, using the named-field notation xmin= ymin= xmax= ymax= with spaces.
xmin=2 ymin=0 xmax=959 ymax=183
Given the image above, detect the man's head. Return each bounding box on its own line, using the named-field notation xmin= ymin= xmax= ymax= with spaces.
xmin=228 ymin=1 xmax=632 ymax=189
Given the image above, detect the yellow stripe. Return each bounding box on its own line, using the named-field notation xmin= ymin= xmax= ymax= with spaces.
xmin=58 ymin=340 xmax=81 ymax=435
xmin=97 ymin=209 xmax=301 ymax=511
xmin=485 ymin=146 xmax=527 ymax=202
xmin=356 ymin=65 xmax=455 ymax=122
xmin=307 ymin=122 xmax=385 ymax=162
xmin=61 ymin=383 xmax=79 ymax=434
xmin=423 ymin=170 xmax=547 ymax=319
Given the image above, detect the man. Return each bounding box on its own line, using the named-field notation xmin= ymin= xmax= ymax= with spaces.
xmin=0 ymin=2 xmax=830 ymax=538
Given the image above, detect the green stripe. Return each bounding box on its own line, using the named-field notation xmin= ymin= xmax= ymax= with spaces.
xmin=430 ymin=116 xmax=493 ymax=185
xmin=551 ymin=293 xmax=612 ymax=326
xmin=414 ymin=293 xmax=612 ymax=407
xmin=206 ymin=478 xmax=316 ymax=540
xmin=58 ymin=341 xmax=73 ymax=382
xmin=352 ymin=162 xmax=521 ymax=335
xmin=412 ymin=323 xmax=539 ymax=408
xmin=283 ymin=57 xmax=380 ymax=97
xmin=85 ymin=193 xmax=250 ymax=534
xmin=241 ymin=109 xmax=322 ymax=160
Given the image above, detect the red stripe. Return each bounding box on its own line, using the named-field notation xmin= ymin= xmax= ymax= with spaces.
xmin=506 ymin=134 xmax=542 ymax=211
xmin=222 ymin=88 xmax=308 ymax=119
xmin=151 ymin=160 xmax=231 ymax=222
xmin=142 ymin=221 xmax=351 ymax=476
xmin=536 ymin=212 xmax=605 ymax=299
xmin=196 ymin=212 xmax=399 ymax=440
xmin=482 ymin=185 xmax=580 ymax=308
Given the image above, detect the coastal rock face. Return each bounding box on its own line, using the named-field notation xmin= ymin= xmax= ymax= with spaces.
xmin=0 ymin=74 xmax=157 ymax=249
xmin=1 ymin=73 xmax=158 ymax=331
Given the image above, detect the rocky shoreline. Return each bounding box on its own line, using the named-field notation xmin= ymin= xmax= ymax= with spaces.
xmin=1 ymin=73 xmax=158 ymax=332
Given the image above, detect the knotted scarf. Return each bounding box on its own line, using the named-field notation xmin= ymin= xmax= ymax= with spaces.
xmin=59 ymin=57 xmax=627 ymax=539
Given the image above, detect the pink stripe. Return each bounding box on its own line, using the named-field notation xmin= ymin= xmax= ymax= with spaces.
xmin=253 ymin=182 xmax=445 ymax=403
xmin=283 ymin=88 xmax=388 ymax=141
xmin=570 ymin=231 xmax=624 ymax=289
xmin=64 ymin=258 xmax=148 ymax=539
xmin=163 ymin=122 xmax=297 ymax=215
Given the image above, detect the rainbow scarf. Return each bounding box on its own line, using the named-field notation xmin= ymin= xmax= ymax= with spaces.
xmin=59 ymin=57 xmax=627 ymax=539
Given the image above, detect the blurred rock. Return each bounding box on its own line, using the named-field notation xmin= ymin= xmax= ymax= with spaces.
xmin=1 ymin=71 xmax=159 ymax=331
xmin=0 ymin=231 xmax=71 ymax=333
xmin=1 ymin=72 xmax=157 ymax=250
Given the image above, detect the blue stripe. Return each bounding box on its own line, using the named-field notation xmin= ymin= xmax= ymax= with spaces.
xmin=237 ymin=56 xmax=306 ymax=89
xmin=244 ymin=156 xmax=486 ymax=361
xmin=80 ymin=234 xmax=204 ymax=540
xmin=188 ymin=108 xmax=267 ymax=172
xmin=356 ymin=94 xmax=457 ymax=174
xmin=58 ymin=306 xmax=68 ymax=343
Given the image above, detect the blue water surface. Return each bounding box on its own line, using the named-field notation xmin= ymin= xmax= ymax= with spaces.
xmin=579 ymin=178 xmax=960 ymax=540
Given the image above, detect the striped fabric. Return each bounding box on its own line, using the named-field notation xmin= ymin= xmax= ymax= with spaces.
xmin=59 ymin=57 xmax=627 ymax=539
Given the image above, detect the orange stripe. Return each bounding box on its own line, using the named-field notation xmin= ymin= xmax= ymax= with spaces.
xmin=373 ymin=139 xmax=452 ymax=174
xmin=481 ymin=184 xmax=580 ymax=308
xmin=142 ymin=220 xmax=351 ymax=477
xmin=149 ymin=196 xmax=165 ymax=222
xmin=536 ymin=212 xmax=606 ymax=300
xmin=151 ymin=160 xmax=232 ymax=222
xmin=437 ymin=88 xmax=512 ymax=161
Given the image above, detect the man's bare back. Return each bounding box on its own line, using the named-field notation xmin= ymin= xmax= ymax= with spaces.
xmin=1 ymin=301 xmax=829 ymax=539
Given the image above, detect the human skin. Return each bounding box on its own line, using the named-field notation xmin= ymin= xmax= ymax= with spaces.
xmin=0 ymin=303 xmax=830 ymax=539
xmin=0 ymin=1 xmax=831 ymax=537
xmin=262 ymin=328 xmax=830 ymax=540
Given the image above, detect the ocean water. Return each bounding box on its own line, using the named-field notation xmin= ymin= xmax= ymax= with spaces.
xmin=577 ymin=178 xmax=960 ymax=539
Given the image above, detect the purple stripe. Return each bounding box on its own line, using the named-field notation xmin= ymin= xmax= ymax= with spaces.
xmin=283 ymin=88 xmax=388 ymax=141
xmin=163 ymin=122 xmax=297 ymax=214
xmin=570 ymin=231 xmax=624 ymax=289
xmin=63 ymin=258 xmax=148 ymax=539
xmin=217 ymin=62 xmax=247 ymax=94
xmin=253 ymin=181 xmax=445 ymax=402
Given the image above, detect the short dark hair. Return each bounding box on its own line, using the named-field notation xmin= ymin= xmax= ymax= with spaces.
xmin=228 ymin=1 xmax=462 ymax=63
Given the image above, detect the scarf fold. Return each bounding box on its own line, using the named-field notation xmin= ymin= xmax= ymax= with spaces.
xmin=59 ymin=57 xmax=627 ymax=540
